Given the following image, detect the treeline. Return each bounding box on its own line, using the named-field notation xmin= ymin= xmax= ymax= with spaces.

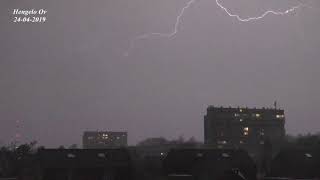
xmin=0 ymin=141 xmax=38 ymax=177
xmin=284 ymin=133 xmax=320 ymax=148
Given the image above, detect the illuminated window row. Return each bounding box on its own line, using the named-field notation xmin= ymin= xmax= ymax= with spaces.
xmin=235 ymin=113 xmax=261 ymax=118
xmin=276 ymin=114 xmax=285 ymax=118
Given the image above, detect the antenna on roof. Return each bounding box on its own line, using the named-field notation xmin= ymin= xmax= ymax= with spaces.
xmin=274 ymin=101 xmax=277 ymax=110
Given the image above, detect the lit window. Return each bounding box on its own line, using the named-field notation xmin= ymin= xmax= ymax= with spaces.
xmin=239 ymin=140 xmax=244 ymax=144
xmin=97 ymin=153 xmax=106 ymax=158
xmin=240 ymin=109 xmax=243 ymax=112
xmin=255 ymin=114 xmax=260 ymax=117
xmin=67 ymin=153 xmax=76 ymax=158
xmin=305 ymin=153 xmax=312 ymax=158
xmin=160 ymin=152 xmax=164 ymax=156
xmin=276 ymin=114 xmax=285 ymax=118
xmin=234 ymin=113 xmax=240 ymax=117
xmin=116 ymin=136 xmax=120 ymax=140
xmin=196 ymin=153 xmax=203 ymax=157
xmin=217 ymin=140 xmax=227 ymax=144
xmin=239 ymin=119 xmax=243 ymax=122
xmin=243 ymin=127 xmax=249 ymax=135
xmin=222 ymin=153 xmax=230 ymax=158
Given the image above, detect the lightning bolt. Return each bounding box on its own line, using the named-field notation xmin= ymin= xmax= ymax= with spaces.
xmin=125 ymin=0 xmax=307 ymax=56
xmin=216 ymin=0 xmax=303 ymax=22
xmin=124 ymin=0 xmax=196 ymax=56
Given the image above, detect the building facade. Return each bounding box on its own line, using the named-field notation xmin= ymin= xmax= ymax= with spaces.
xmin=204 ymin=106 xmax=285 ymax=152
xmin=83 ymin=131 xmax=128 ymax=149
xmin=37 ymin=149 xmax=131 ymax=180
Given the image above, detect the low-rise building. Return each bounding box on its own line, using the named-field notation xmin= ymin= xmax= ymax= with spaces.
xmin=83 ymin=131 xmax=127 ymax=149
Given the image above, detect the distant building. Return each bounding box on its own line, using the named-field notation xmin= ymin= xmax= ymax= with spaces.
xmin=83 ymin=131 xmax=127 ymax=149
xmin=204 ymin=106 xmax=285 ymax=154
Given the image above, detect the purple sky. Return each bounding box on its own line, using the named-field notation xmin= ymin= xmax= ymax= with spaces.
xmin=1 ymin=0 xmax=320 ymax=147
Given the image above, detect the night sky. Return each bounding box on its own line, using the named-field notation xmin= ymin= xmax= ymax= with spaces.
xmin=1 ymin=0 xmax=320 ymax=147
